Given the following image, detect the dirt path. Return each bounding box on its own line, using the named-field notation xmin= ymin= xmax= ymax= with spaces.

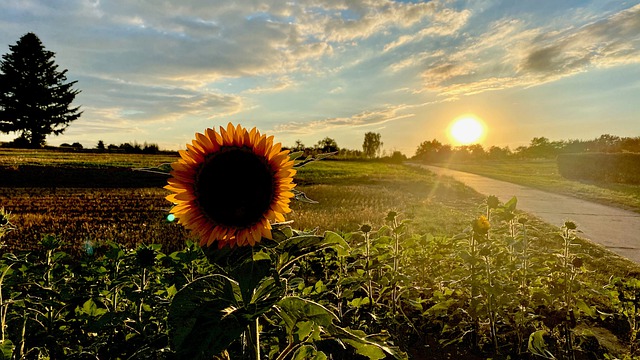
xmin=415 ymin=164 xmax=640 ymax=263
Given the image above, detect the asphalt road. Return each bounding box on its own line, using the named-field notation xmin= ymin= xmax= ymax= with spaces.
xmin=415 ymin=164 xmax=640 ymax=263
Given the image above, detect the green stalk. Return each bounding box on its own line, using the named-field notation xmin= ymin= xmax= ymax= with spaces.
xmin=484 ymin=256 xmax=499 ymax=354
xmin=364 ymin=231 xmax=374 ymax=311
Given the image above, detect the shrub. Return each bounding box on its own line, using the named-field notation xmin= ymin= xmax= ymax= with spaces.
xmin=557 ymin=152 xmax=640 ymax=184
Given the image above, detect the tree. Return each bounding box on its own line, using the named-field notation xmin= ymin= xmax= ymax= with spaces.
xmin=292 ymin=139 xmax=305 ymax=152
xmin=316 ymin=137 xmax=339 ymax=153
xmin=414 ymin=139 xmax=443 ymax=161
xmin=362 ymin=132 xmax=383 ymax=158
xmin=0 ymin=32 xmax=82 ymax=147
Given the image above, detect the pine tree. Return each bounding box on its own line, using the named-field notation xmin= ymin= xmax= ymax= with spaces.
xmin=0 ymin=32 xmax=82 ymax=147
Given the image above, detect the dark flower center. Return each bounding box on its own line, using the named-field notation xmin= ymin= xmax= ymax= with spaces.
xmin=196 ymin=146 xmax=275 ymax=228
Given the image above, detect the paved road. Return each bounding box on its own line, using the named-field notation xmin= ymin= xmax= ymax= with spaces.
xmin=415 ymin=164 xmax=640 ymax=263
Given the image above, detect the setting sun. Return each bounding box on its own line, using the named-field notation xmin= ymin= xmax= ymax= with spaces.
xmin=448 ymin=116 xmax=486 ymax=145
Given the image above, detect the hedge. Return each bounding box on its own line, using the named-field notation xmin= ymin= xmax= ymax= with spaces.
xmin=557 ymin=152 xmax=640 ymax=184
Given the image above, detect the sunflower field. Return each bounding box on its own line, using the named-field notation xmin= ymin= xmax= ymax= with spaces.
xmin=1 ymin=136 xmax=640 ymax=359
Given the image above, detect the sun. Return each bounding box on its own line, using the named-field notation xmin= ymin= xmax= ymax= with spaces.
xmin=448 ymin=116 xmax=486 ymax=145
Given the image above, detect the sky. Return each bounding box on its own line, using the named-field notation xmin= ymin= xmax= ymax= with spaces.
xmin=0 ymin=0 xmax=639 ymax=156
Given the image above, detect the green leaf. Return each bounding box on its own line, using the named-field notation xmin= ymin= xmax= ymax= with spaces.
xmin=331 ymin=327 xmax=407 ymax=359
xmin=289 ymin=151 xmax=305 ymax=161
xmin=276 ymin=234 xmax=349 ymax=272
xmin=292 ymin=345 xmax=327 ymax=360
xmin=576 ymin=299 xmax=596 ymax=317
xmin=276 ymin=296 xmax=338 ymax=334
xmin=342 ymin=339 xmax=386 ymax=360
xmin=169 ymin=274 xmax=247 ymax=359
xmin=424 ymin=299 xmax=456 ymax=317
xmin=504 ymin=196 xmax=518 ymax=212
xmin=528 ymin=330 xmax=555 ymax=359
xmin=80 ymin=298 xmax=107 ymax=317
xmin=166 ymin=284 xmax=178 ymax=298
xmin=0 ymin=340 xmax=14 ymax=360
xmin=295 ymin=320 xmax=315 ymax=341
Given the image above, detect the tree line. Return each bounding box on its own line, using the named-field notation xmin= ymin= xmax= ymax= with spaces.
xmin=414 ymin=134 xmax=640 ymax=162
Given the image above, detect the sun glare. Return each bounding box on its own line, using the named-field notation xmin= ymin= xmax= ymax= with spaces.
xmin=448 ymin=116 xmax=485 ymax=145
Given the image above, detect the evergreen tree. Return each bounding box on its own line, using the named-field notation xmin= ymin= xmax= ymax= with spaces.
xmin=0 ymin=32 xmax=82 ymax=147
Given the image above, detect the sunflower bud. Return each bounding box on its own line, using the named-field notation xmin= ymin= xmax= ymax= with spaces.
xmin=572 ymin=257 xmax=583 ymax=268
xmin=360 ymin=224 xmax=372 ymax=233
xmin=472 ymin=215 xmax=490 ymax=236
xmin=564 ymin=221 xmax=577 ymax=230
xmin=136 ymin=247 xmax=156 ymax=268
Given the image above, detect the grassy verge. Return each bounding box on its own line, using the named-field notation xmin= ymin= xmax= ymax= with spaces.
xmin=433 ymin=159 xmax=640 ymax=213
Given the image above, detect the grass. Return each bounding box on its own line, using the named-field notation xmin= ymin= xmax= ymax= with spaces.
xmin=433 ymin=159 xmax=640 ymax=213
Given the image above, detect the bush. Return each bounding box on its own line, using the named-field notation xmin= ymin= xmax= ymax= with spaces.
xmin=557 ymin=153 xmax=640 ymax=184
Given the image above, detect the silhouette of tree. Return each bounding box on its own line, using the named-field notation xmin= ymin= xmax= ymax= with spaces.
xmin=362 ymin=132 xmax=383 ymax=158
xmin=0 ymin=33 xmax=82 ymax=147
xmin=316 ymin=137 xmax=339 ymax=153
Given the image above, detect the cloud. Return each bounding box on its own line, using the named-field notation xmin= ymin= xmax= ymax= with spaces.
xmin=76 ymin=75 xmax=243 ymax=123
xmin=415 ymin=4 xmax=640 ymax=97
xmin=383 ymin=8 xmax=471 ymax=52
xmin=519 ymin=4 xmax=640 ymax=75
xmin=273 ymin=104 xmax=413 ymax=135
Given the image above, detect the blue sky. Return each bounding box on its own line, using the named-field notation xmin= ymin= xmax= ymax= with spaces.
xmin=1 ymin=0 xmax=638 ymax=155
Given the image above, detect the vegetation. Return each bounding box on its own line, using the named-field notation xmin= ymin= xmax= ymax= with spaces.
xmin=414 ymin=134 xmax=640 ymax=162
xmin=0 ymin=33 xmax=82 ymax=148
xmin=2 ymin=150 xmax=640 ymax=358
xmin=429 ymin=159 xmax=640 ymax=214
xmin=362 ymin=132 xmax=383 ymax=158
xmin=558 ymin=153 xmax=640 ymax=185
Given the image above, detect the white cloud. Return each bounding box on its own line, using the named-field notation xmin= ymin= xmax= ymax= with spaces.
xmin=273 ymin=104 xmax=413 ymax=135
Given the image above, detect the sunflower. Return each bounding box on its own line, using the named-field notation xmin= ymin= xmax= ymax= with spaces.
xmin=165 ymin=123 xmax=296 ymax=248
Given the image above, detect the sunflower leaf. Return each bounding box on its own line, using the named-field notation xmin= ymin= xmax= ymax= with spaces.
xmin=289 ymin=151 xmax=305 ymax=161
xmin=276 ymin=234 xmax=348 ymax=272
xmin=169 ymin=274 xmax=247 ymax=359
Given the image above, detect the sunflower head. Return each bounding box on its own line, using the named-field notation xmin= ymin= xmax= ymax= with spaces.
xmin=471 ymin=215 xmax=491 ymax=236
xmin=165 ymin=123 xmax=296 ymax=248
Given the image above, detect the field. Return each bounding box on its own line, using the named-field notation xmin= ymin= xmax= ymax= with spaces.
xmin=434 ymin=159 xmax=640 ymax=213
xmin=2 ymin=149 xmax=640 ymax=359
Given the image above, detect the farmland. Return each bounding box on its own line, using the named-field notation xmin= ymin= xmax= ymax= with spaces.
xmin=2 ymin=149 xmax=640 ymax=359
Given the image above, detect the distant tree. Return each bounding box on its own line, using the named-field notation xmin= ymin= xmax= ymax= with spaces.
xmin=467 ymin=144 xmax=486 ymax=159
xmin=316 ymin=137 xmax=339 ymax=153
xmin=414 ymin=139 xmax=443 ymax=161
xmin=71 ymin=142 xmax=83 ymax=150
xmin=487 ymin=145 xmax=512 ymax=159
xmin=0 ymin=33 xmax=82 ymax=147
xmin=292 ymin=139 xmax=305 ymax=152
xmin=96 ymin=140 xmax=105 ymax=151
xmin=520 ymin=137 xmax=561 ymax=158
xmin=362 ymin=132 xmax=383 ymax=158
xmin=142 ymin=142 xmax=159 ymax=154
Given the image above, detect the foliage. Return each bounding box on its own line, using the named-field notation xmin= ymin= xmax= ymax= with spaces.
xmin=3 ymin=153 xmax=640 ymax=358
xmin=557 ymin=152 xmax=640 ymax=184
xmin=362 ymin=132 xmax=383 ymax=158
xmin=413 ymin=134 xmax=640 ymax=161
xmin=429 ymin=158 xmax=640 ymax=214
xmin=316 ymin=137 xmax=339 ymax=153
xmin=0 ymin=33 xmax=82 ymax=148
